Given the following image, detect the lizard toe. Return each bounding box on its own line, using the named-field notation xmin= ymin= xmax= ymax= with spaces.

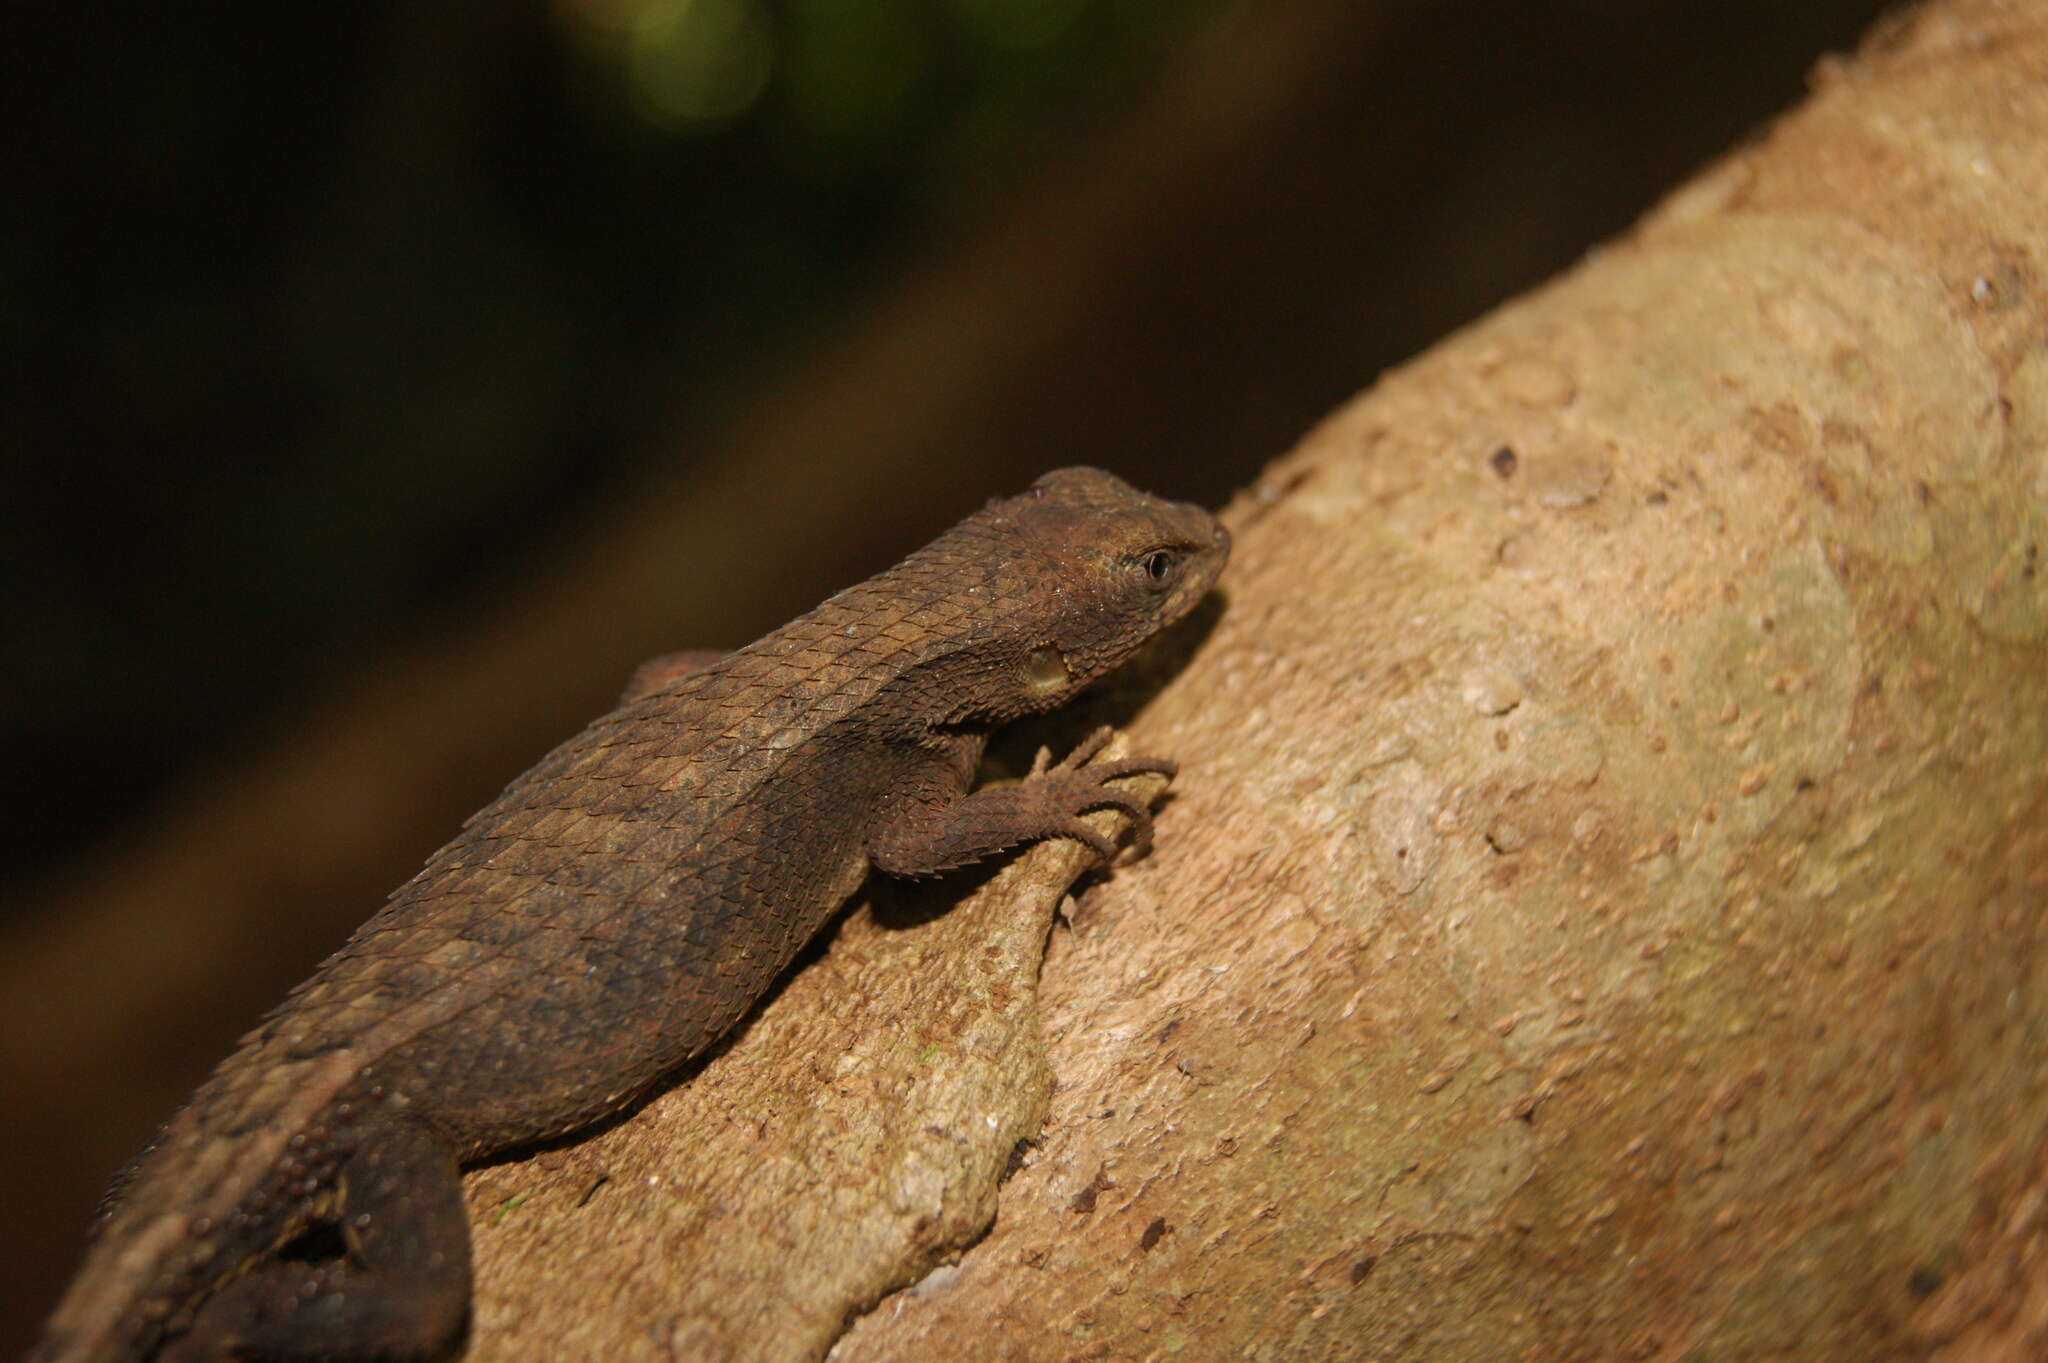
xmin=1061 ymin=819 xmax=1121 ymax=863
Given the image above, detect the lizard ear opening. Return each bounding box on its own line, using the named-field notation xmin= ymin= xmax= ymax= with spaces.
xmin=1021 ymin=645 xmax=1071 ymax=697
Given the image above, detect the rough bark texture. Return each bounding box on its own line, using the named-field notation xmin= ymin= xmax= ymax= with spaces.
xmin=464 ymin=788 xmax=1145 ymax=1362
xmin=466 ymin=2 xmax=2048 ymax=1359
xmin=1 ymin=4 xmax=1912 ymax=1354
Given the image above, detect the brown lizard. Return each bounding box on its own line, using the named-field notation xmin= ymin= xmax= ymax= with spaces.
xmin=29 ymin=467 xmax=1229 ymax=1363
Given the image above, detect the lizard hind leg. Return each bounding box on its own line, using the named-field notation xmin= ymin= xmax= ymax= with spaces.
xmin=160 ymin=1121 xmax=472 ymax=1363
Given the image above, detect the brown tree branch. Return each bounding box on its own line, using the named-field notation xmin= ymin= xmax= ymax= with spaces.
xmin=475 ymin=2 xmax=2048 ymax=1357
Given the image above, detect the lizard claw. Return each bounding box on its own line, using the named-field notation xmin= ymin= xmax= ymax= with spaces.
xmin=1061 ymin=818 xmax=1123 ymax=863
xmin=1048 ymin=728 xmax=1175 ymax=865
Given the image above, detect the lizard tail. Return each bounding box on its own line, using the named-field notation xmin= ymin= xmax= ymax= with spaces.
xmin=29 ymin=1156 xmax=308 ymax=1363
xmin=32 ymin=1096 xmax=471 ymax=1363
xmin=26 ymin=1072 xmax=338 ymax=1363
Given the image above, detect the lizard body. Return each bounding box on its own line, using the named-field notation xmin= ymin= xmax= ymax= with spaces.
xmin=30 ymin=468 xmax=1227 ymax=1363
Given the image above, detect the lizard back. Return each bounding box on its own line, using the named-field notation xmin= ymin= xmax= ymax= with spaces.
xmin=67 ymin=549 xmax=1014 ymax=1336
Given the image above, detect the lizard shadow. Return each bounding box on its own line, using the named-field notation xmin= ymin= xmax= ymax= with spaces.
xmin=473 ymin=588 xmax=1227 ymax=1160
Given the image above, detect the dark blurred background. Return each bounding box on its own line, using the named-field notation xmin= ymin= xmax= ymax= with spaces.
xmin=2 ymin=0 xmax=1890 ymax=1349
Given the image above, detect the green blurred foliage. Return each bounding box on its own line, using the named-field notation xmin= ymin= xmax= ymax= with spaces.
xmin=0 ymin=0 xmax=1215 ymax=884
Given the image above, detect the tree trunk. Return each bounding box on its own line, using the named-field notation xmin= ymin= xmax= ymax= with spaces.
xmin=465 ymin=1 xmax=2048 ymax=1358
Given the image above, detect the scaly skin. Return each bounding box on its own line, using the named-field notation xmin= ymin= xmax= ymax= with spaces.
xmin=30 ymin=468 xmax=1229 ymax=1363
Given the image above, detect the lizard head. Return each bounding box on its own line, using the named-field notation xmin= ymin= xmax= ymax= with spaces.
xmin=953 ymin=466 xmax=1230 ymax=718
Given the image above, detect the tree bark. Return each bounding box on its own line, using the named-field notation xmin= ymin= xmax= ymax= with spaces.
xmin=468 ymin=1 xmax=2048 ymax=1358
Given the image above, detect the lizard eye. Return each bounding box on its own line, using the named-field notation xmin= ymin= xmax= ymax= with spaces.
xmin=1132 ymin=549 xmax=1183 ymax=591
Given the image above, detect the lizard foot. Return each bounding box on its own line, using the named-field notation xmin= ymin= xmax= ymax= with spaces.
xmin=1027 ymin=726 xmax=1178 ymax=864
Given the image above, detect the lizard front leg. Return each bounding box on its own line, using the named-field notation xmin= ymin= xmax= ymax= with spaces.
xmin=867 ymin=727 xmax=1175 ymax=877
